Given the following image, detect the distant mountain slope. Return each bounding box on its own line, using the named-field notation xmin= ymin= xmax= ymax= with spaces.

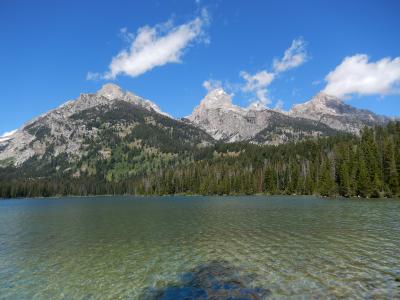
xmin=289 ymin=92 xmax=391 ymax=133
xmin=0 ymin=84 xmax=213 ymax=178
xmin=185 ymin=88 xmax=339 ymax=143
xmin=251 ymin=114 xmax=339 ymax=144
xmin=1 ymin=84 xmax=399 ymax=198
xmin=185 ymin=88 xmax=268 ymax=142
xmin=0 ymin=84 xmax=395 ymax=181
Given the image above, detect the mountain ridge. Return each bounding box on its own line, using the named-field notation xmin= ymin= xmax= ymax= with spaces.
xmin=0 ymin=84 xmax=211 ymax=167
xmin=289 ymin=92 xmax=390 ymax=133
xmin=185 ymin=88 xmax=391 ymax=142
xmin=0 ymin=83 xmax=393 ymax=168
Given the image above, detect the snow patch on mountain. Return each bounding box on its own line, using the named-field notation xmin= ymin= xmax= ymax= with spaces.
xmin=0 ymin=129 xmax=17 ymax=143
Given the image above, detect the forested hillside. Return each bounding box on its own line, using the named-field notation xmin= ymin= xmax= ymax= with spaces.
xmin=1 ymin=122 xmax=399 ymax=198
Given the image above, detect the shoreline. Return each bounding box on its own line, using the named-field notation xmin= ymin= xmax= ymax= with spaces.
xmin=1 ymin=193 xmax=398 ymax=201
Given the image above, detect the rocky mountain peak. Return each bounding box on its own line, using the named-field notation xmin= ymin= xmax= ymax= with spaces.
xmin=198 ymin=88 xmax=237 ymax=110
xmin=187 ymin=88 xmax=246 ymax=121
xmin=309 ymin=92 xmax=345 ymax=109
xmin=96 ymin=83 xmax=125 ymax=100
xmin=290 ymin=92 xmax=345 ymax=117
xmin=186 ymin=88 xmax=279 ymax=142
xmin=289 ymin=91 xmax=389 ymax=133
xmin=93 ymin=83 xmax=170 ymax=117
xmin=312 ymin=92 xmax=342 ymax=103
xmin=246 ymin=100 xmax=268 ymax=111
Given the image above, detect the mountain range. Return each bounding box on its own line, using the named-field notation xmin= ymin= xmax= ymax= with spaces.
xmin=0 ymin=83 xmax=393 ymax=172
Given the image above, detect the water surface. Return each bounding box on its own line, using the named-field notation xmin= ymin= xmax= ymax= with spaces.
xmin=0 ymin=196 xmax=399 ymax=299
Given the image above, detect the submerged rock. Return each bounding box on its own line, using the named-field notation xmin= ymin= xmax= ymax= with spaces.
xmin=140 ymin=260 xmax=271 ymax=299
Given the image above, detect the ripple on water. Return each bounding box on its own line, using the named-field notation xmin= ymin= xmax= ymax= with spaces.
xmin=0 ymin=196 xmax=399 ymax=299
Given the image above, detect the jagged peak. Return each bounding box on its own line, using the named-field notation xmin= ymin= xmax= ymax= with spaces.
xmin=200 ymin=88 xmax=233 ymax=108
xmin=311 ymin=92 xmax=343 ymax=104
xmin=291 ymin=92 xmax=344 ymax=112
xmin=188 ymin=88 xmax=273 ymax=121
xmin=93 ymin=83 xmax=171 ymax=118
xmin=187 ymin=88 xmax=242 ymax=120
xmin=96 ymin=83 xmax=125 ymax=100
xmin=247 ymin=101 xmax=267 ymax=111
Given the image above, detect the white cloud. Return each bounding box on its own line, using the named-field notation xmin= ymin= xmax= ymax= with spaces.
xmin=239 ymin=37 xmax=308 ymax=108
xmin=100 ymin=9 xmax=209 ymax=79
xmin=203 ymin=79 xmax=222 ymax=91
xmin=240 ymin=70 xmax=274 ymax=106
xmin=273 ymin=37 xmax=308 ymax=73
xmin=273 ymin=99 xmax=285 ymax=112
xmin=118 ymin=27 xmax=135 ymax=43
xmin=323 ymin=54 xmax=400 ymax=98
xmin=241 ymin=71 xmax=274 ymax=92
xmin=86 ymin=71 xmax=101 ymax=81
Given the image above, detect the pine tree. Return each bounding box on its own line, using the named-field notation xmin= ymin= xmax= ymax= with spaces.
xmin=264 ymin=167 xmax=277 ymax=194
xmin=357 ymin=153 xmax=370 ymax=197
xmin=361 ymin=128 xmax=382 ymax=195
xmin=336 ymin=144 xmax=352 ymax=197
xmin=318 ymin=159 xmax=336 ymax=196
xmin=383 ymin=137 xmax=399 ymax=196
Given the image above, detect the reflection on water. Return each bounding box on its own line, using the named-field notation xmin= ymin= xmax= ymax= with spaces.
xmin=0 ymin=196 xmax=400 ymax=299
xmin=140 ymin=260 xmax=271 ymax=299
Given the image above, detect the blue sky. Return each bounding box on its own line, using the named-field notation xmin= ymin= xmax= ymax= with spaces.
xmin=1 ymin=0 xmax=400 ymax=135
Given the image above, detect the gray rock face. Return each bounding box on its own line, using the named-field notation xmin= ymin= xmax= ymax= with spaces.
xmin=289 ymin=92 xmax=390 ymax=133
xmin=0 ymin=84 xmax=171 ymax=166
xmin=185 ymin=89 xmax=337 ymax=143
xmin=1 ymin=85 xmax=394 ymax=168
xmin=186 ymin=89 xmax=278 ymax=142
xmin=186 ymin=89 xmax=392 ymax=143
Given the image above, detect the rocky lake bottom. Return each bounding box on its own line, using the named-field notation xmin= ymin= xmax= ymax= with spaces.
xmin=0 ymin=196 xmax=399 ymax=299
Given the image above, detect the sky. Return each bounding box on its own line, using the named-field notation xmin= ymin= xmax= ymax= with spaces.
xmin=1 ymin=0 xmax=400 ymax=135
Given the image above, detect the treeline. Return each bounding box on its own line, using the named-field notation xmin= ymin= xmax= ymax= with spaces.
xmin=0 ymin=122 xmax=399 ymax=198
xmin=131 ymin=122 xmax=400 ymax=197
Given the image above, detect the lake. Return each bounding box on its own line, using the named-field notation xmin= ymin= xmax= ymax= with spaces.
xmin=0 ymin=196 xmax=399 ymax=299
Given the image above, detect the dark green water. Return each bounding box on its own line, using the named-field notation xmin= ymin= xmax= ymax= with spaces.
xmin=0 ymin=196 xmax=399 ymax=299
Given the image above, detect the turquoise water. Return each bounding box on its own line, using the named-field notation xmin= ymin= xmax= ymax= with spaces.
xmin=0 ymin=196 xmax=399 ymax=299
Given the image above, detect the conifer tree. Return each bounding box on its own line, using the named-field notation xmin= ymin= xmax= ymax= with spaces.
xmin=357 ymin=153 xmax=370 ymax=197
xmin=318 ymin=159 xmax=336 ymax=196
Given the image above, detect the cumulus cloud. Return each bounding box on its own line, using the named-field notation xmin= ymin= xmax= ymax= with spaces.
xmin=89 ymin=9 xmax=209 ymax=80
xmin=273 ymin=37 xmax=308 ymax=73
xmin=323 ymin=54 xmax=400 ymax=98
xmin=240 ymin=70 xmax=275 ymax=106
xmin=241 ymin=71 xmax=275 ymax=92
xmin=200 ymin=38 xmax=307 ymax=109
xmin=239 ymin=37 xmax=307 ymax=108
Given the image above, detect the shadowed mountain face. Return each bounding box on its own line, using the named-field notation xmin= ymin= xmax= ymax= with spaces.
xmin=252 ymin=113 xmax=338 ymax=144
xmin=140 ymin=260 xmax=271 ymax=300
